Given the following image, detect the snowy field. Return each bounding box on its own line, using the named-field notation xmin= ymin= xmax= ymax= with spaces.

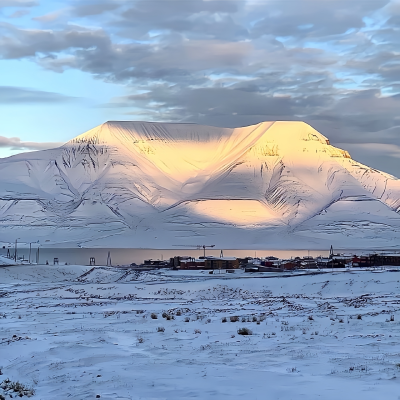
xmin=1 ymin=265 xmax=400 ymax=400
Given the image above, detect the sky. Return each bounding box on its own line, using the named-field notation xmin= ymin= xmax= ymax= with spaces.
xmin=0 ymin=0 xmax=399 ymax=176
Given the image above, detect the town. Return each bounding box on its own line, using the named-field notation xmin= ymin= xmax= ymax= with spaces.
xmin=138 ymin=249 xmax=400 ymax=272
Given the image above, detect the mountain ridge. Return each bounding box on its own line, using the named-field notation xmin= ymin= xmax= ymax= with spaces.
xmin=0 ymin=120 xmax=399 ymax=249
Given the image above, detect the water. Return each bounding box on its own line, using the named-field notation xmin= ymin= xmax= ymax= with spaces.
xmin=2 ymin=247 xmax=332 ymax=266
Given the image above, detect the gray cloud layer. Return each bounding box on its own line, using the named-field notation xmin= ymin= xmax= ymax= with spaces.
xmin=0 ymin=0 xmax=399 ymax=174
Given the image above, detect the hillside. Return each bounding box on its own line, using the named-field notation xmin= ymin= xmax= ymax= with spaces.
xmin=0 ymin=120 xmax=399 ymax=248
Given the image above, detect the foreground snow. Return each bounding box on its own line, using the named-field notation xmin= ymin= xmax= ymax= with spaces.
xmin=0 ymin=265 xmax=399 ymax=399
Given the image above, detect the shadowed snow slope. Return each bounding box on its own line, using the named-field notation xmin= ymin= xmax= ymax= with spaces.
xmin=0 ymin=120 xmax=399 ymax=248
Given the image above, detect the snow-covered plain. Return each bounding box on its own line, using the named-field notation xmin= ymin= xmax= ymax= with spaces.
xmin=1 ymin=120 xmax=400 ymax=249
xmin=1 ymin=265 xmax=399 ymax=399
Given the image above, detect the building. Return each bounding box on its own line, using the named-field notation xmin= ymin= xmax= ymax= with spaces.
xmin=352 ymin=254 xmax=400 ymax=267
xmin=174 ymin=256 xmax=239 ymax=270
xmin=142 ymin=259 xmax=170 ymax=268
xmin=204 ymin=257 xmax=239 ymax=270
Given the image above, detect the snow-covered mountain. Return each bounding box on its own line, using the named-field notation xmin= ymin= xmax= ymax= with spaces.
xmin=1 ymin=120 xmax=399 ymax=249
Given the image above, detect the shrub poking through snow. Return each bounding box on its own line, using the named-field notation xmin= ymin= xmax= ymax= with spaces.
xmin=237 ymin=327 xmax=252 ymax=335
xmin=184 ymin=317 xmax=190 ymax=322
xmin=162 ymin=312 xmax=168 ymax=318
xmin=390 ymin=315 xmax=395 ymax=322
xmin=308 ymin=315 xmax=314 ymax=321
xmin=222 ymin=317 xmax=227 ymax=323
xmin=357 ymin=314 xmax=362 ymax=320
xmin=194 ymin=329 xmax=201 ymax=334
xmin=157 ymin=326 xmax=165 ymax=332
xmin=151 ymin=313 xmax=158 ymax=319
xmin=252 ymin=316 xmax=258 ymax=322
xmin=230 ymin=316 xmax=239 ymax=322
xmin=176 ymin=310 xmax=182 ymax=316
xmin=0 ymin=379 xmax=35 ymax=397
xmin=137 ymin=337 xmax=144 ymax=343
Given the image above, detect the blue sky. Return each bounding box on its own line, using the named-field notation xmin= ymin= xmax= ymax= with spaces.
xmin=0 ymin=0 xmax=399 ymax=175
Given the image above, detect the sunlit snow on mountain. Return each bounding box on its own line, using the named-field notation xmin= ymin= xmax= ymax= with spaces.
xmin=0 ymin=121 xmax=399 ymax=249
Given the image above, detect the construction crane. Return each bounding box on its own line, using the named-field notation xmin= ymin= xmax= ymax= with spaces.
xmin=173 ymin=244 xmax=215 ymax=258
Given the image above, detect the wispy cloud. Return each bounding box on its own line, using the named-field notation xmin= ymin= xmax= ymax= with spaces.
xmin=32 ymin=9 xmax=66 ymax=23
xmin=0 ymin=0 xmax=37 ymax=7
xmin=339 ymin=142 xmax=400 ymax=159
xmin=0 ymin=136 xmax=63 ymax=151
xmin=0 ymin=86 xmax=77 ymax=103
xmin=8 ymin=9 xmax=30 ymax=18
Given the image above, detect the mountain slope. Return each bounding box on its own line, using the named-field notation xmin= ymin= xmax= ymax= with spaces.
xmin=0 ymin=120 xmax=399 ymax=249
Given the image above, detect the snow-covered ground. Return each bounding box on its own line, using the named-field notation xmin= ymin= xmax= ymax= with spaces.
xmin=1 ymin=265 xmax=399 ymax=399
xmin=0 ymin=255 xmax=16 ymax=266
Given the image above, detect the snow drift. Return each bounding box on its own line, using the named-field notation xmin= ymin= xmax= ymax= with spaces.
xmin=0 ymin=120 xmax=399 ymax=249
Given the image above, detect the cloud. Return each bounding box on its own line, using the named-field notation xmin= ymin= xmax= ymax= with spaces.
xmin=250 ymin=0 xmax=390 ymax=38
xmin=122 ymin=0 xmax=240 ymax=22
xmin=0 ymin=0 xmax=399 ymax=174
xmin=32 ymin=9 xmax=66 ymax=23
xmin=343 ymin=142 xmax=400 ymax=159
xmin=119 ymin=0 xmax=245 ymax=40
xmin=0 ymin=24 xmax=109 ymax=59
xmin=71 ymin=1 xmax=120 ymax=17
xmin=0 ymin=0 xmax=36 ymax=7
xmin=8 ymin=9 xmax=30 ymax=18
xmin=0 ymin=86 xmax=77 ymax=103
xmin=0 ymin=136 xmax=63 ymax=150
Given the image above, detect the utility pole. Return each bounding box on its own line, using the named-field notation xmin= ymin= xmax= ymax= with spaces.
xmin=201 ymin=244 xmax=215 ymax=258
xmin=172 ymin=244 xmax=215 ymax=259
xmin=14 ymin=239 xmax=17 ymax=262
xmin=29 ymin=243 xmax=32 ymax=264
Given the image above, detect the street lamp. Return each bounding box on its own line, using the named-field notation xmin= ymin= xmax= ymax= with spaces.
xmin=36 ymin=240 xmax=40 ymax=264
xmin=14 ymin=238 xmax=20 ymax=262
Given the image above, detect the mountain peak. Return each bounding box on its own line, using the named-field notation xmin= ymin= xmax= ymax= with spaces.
xmin=1 ymin=120 xmax=399 ymax=248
